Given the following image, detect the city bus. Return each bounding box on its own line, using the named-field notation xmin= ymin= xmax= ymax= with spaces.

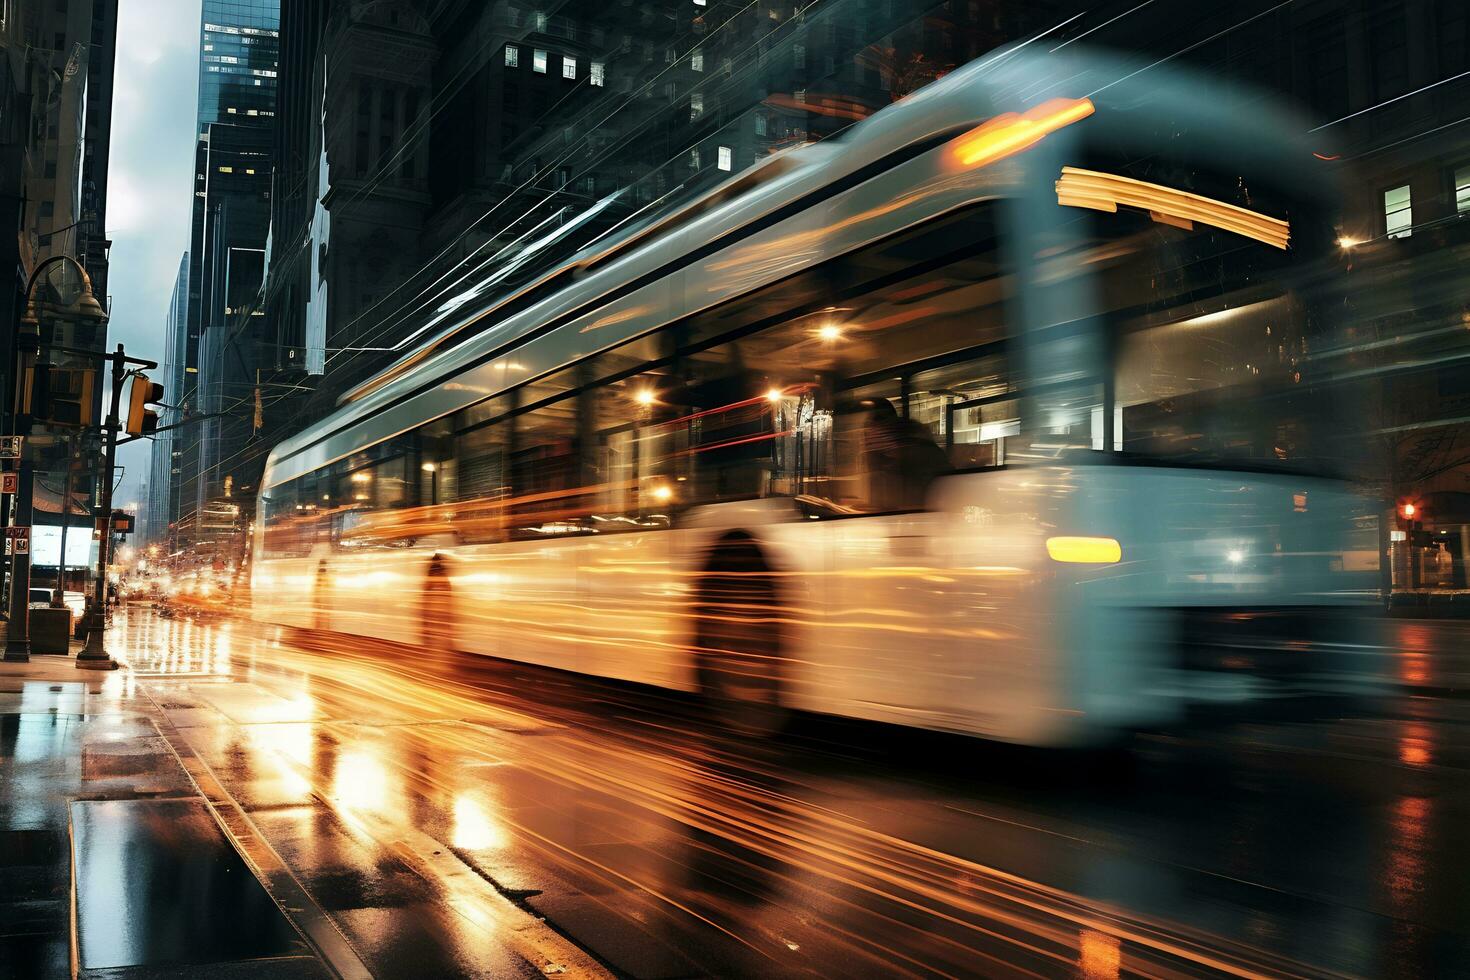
xmin=253 ymin=47 xmax=1383 ymax=747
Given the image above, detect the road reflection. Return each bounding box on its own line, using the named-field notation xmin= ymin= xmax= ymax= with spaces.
xmin=114 ymin=606 xmax=1470 ymax=978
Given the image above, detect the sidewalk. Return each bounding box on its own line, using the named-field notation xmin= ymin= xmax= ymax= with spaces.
xmin=0 ymin=657 xmax=333 ymax=980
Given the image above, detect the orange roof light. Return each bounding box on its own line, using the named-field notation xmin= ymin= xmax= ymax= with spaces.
xmin=949 ymin=97 xmax=1095 ymax=170
xmin=1056 ymin=167 xmax=1291 ymax=250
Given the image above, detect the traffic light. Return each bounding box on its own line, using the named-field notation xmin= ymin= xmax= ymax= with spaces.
xmin=30 ymin=364 xmax=97 ymax=426
xmin=126 ymin=374 xmax=165 ymax=436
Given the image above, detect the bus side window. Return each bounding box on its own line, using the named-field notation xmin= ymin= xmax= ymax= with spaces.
xmin=454 ymin=420 xmax=511 ymax=544
xmin=588 ymin=376 xmax=686 ymax=530
xmin=509 ymin=397 xmax=589 ymax=539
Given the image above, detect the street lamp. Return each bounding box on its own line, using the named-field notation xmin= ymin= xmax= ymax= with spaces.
xmin=4 ymin=254 xmax=108 ymax=662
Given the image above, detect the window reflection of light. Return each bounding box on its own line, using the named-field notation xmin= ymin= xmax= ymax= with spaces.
xmin=1078 ymin=929 xmax=1121 ymax=980
xmin=452 ymin=794 xmax=507 ymax=851
xmin=248 ymin=724 xmax=316 ymax=798
xmin=334 ymin=750 xmax=389 ymax=815
xmin=634 ymin=388 xmax=656 ymax=406
xmin=1398 ymin=720 xmax=1432 ymax=768
xmin=817 ymin=324 xmax=842 ymax=342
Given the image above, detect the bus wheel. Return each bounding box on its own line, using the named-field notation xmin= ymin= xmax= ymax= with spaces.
xmin=692 ymin=534 xmax=788 ymax=737
xmin=422 ymin=571 xmax=458 ymax=654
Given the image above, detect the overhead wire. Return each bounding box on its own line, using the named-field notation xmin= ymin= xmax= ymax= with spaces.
xmin=333 ymin=0 xmax=785 ymax=363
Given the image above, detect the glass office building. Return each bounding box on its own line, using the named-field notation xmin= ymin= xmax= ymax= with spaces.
xmin=197 ymin=0 xmax=281 ymax=130
xmin=165 ymin=0 xmax=280 ymax=544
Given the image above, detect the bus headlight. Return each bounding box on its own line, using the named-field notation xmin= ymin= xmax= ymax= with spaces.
xmin=1046 ymin=536 xmax=1122 ymax=564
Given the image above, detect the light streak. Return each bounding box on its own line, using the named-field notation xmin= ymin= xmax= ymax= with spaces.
xmin=1049 ymin=0 xmax=1155 ymax=52
xmin=948 ymin=98 xmax=1095 ymax=169
xmin=1309 ymin=69 xmax=1470 ymax=132
xmin=1055 ymin=167 xmax=1290 ymax=249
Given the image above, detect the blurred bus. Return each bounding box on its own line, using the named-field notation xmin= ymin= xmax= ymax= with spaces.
xmin=254 ymin=48 xmax=1382 ymax=746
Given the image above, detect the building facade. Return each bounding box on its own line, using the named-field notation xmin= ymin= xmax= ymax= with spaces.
xmin=144 ymin=253 xmax=190 ymax=548
xmin=164 ymin=0 xmax=280 ymax=553
xmin=0 ymin=0 xmax=119 ymax=602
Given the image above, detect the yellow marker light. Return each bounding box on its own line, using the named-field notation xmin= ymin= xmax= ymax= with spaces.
xmin=1056 ymin=167 xmax=1290 ymax=249
xmin=1046 ymin=536 xmax=1122 ymax=564
xmin=950 ymin=97 xmax=1095 ymax=169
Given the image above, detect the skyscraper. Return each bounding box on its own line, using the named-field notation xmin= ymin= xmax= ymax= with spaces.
xmin=164 ymin=0 xmax=279 ymax=552
xmin=145 ymin=253 xmax=189 ymax=547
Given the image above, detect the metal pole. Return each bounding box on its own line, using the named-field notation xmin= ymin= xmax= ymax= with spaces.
xmin=3 ymin=317 xmax=39 ymax=661
xmin=76 ymin=343 xmax=122 ymax=669
xmin=54 ymin=458 xmax=73 ymax=607
xmin=0 ymin=375 xmax=13 ymax=617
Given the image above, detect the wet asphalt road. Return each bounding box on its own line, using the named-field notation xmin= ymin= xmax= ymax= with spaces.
xmin=89 ymin=607 xmax=1470 ymax=978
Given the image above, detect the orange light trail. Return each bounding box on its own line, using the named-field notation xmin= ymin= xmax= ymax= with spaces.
xmin=1055 ymin=167 xmax=1291 ymax=250
xmin=948 ymin=97 xmax=1095 ymax=170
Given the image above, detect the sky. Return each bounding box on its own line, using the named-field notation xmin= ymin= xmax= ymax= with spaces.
xmin=107 ymin=0 xmax=202 ymax=512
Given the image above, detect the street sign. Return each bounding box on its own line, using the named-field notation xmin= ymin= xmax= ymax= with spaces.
xmin=0 ymin=436 xmax=21 ymax=459
xmin=4 ymin=526 xmax=28 ymax=538
xmin=1 ymin=472 xmax=15 ymax=495
xmin=5 ymin=526 xmax=28 ymax=555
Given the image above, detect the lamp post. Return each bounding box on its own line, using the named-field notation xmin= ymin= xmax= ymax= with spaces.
xmin=4 ymin=254 xmax=108 ymax=662
xmin=75 ymin=342 xmax=130 ymax=669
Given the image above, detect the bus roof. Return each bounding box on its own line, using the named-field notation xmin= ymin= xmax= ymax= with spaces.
xmin=262 ymin=46 xmax=1328 ymax=492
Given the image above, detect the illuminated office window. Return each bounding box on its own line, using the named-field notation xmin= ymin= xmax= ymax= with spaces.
xmin=1384 ymin=184 xmax=1412 ymax=238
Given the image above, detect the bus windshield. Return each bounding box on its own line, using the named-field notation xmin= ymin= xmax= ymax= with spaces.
xmin=1031 ymin=159 xmax=1353 ymax=478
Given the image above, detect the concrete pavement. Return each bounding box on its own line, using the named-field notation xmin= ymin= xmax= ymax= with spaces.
xmin=0 ymin=656 xmax=336 ymax=979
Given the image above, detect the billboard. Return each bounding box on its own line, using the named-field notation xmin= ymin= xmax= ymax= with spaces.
xmin=30 ymin=525 xmax=97 ymax=569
